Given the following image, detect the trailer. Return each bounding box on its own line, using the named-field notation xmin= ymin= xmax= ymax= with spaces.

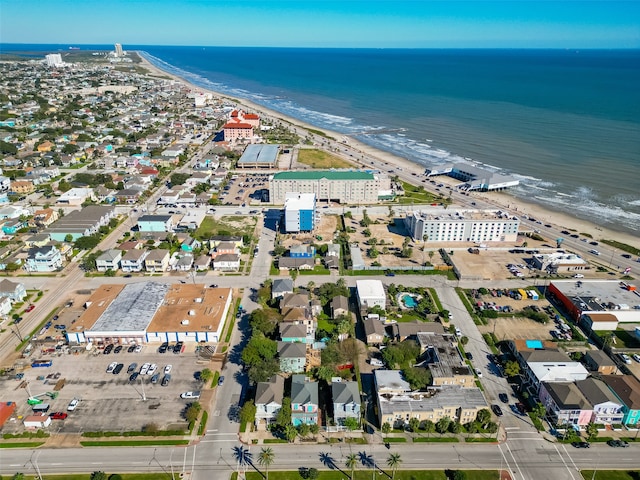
xmin=31 ymin=359 xmax=53 ymax=368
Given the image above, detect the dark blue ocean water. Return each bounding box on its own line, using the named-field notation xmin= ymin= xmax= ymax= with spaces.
xmin=3 ymin=44 xmax=640 ymax=232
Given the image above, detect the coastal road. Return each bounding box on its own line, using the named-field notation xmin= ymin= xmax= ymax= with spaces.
xmin=3 ymin=440 xmax=638 ymax=479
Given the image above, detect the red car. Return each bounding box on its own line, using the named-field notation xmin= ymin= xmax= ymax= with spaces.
xmin=50 ymin=412 xmax=68 ymax=420
xmin=25 ymin=304 xmax=35 ymax=312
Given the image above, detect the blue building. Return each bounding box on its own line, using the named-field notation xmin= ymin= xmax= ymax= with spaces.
xmin=284 ymin=193 xmax=316 ymax=233
xmin=137 ymin=214 xmax=173 ymax=232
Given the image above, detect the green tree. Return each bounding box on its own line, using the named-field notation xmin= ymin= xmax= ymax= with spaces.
xmin=62 ymin=143 xmax=79 ymax=154
xmin=422 ymin=420 xmax=436 ymax=436
xmin=452 ymin=471 xmax=467 ymax=480
xmin=343 ymin=416 xmax=360 ymax=431
xmin=449 ymin=421 xmax=463 ymax=434
xmin=0 ymin=140 xmax=18 ymax=155
xmin=476 ymin=409 xmax=492 ymax=426
xmin=247 ymin=357 xmax=279 ymax=384
xmin=346 ymin=453 xmax=358 ymax=479
xmin=90 ymin=473 xmax=107 ymax=480
xmin=199 ymin=368 xmax=214 ymax=384
xmin=289 ymin=269 xmax=298 ymax=287
xmin=459 ymin=336 xmax=469 ymax=346
xmin=504 ymin=360 xmax=521 ymax=378
xmin=297 ymin=423 xmax=311 ymax=438
xmin=381 ymin=421 xmax=391 ymax=439
xmin=11 ymin=474 xmax=25 ymax=480
xmin=285 ymin=424 xmax=297 ymax=443
xmin=185 ymin=402 xmax=202 ymax=424
xmin=387 ymin=453 xmax=402 ymax=480
xmin=436 ymin=416 xmax=451 ymax=434
xmin=170 ymin=173 xmax=190 ymax=186
xmin=74 ymin=235 xmax=101 ymax=250
xmin=408 ymin=417 xmax=420 ymax=432
xmin=241 ymin=334 xmax=277 ymax=366
xmin=533 ymin=402 xmax=546 ymax=419
xmin=275 ymin=397 xmax=292 ymax=428
xmin=239 ymin=400 xmax=257 ymax=426
xmin=258 ymin=447 xmax=275 ymax=480
xmin=402 ymin=366 xmax=432 ymax=390
xmin=585 ymin=422 xmax=599 ymax=441
xmin=307 ymin=467 xmax=319 ymax=480
xmin=64 ymin=234 xmax=73 ymax=243
xmin=108 ymin=475 xmax=123 ymax=480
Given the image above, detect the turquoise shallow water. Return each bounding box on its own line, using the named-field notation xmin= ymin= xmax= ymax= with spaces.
xmin=3 ymin=45 xmax=640 ymax=232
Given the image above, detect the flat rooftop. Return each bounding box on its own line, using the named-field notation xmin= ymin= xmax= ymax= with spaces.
xmin=46 ymin=205 xmax=115 ymax=234
xmin=417 ymin=332 xmax=472 ymax=379
xmin=237 ymin=144 xmax=279 ymax=166
xmin=378 ymin=386 xmax=486 ymax=415
xmin=552 ymin=280 xmax=640 ymax=312
xmin=409 ymin=209 xmax=518 ymax=222
xmin=91 ymin=282 xmax=169 ymax=333
xmin=147 ymin=285 xmax=231 ymax=334
xmin=273 ymin=170 xmax=375 ymax=181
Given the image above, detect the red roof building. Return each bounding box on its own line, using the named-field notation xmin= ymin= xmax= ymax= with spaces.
xmin=0 ymin=401 xmax=16 ymax=428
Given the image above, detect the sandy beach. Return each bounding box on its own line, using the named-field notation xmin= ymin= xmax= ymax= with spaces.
xmin=136 ymin=53 xmax=639 ymax=250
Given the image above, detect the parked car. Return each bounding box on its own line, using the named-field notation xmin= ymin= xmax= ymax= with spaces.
xmin=113 ymin=345 xmax=123 ymax=354
xmin=620 ymin=353 xmax=632 ymax=365
xmin=147 ymin=364 xmax=157 ymax=376
xmin=572 ymin=442 xmax=590 ymax=448
xmin=151 ymin=373 xmax=160 ymax=384
xmin=607 ymin=439 xmax=629 ymax=448
xmin=158 ymin=342 xmax=169 ymax=354
xmin=67 ymin=398 xmax=80 ymax=411
xmin=50 ymin=412 xmax=68 ymax=420
xmin=127 ymin=344 xmax=136 ymax=353
xmin=113 ymin=363 xmax=124 ymax=375
xmin=127 ymin=363 xmax=138 ymax=374
xmin=140 ymin=363 xmax=151 ymax=375
xmin=475 ymin=369 xmax=483 ymax=378
xmin=466 ymin=352 xmax=473 ymax=360
xmin=633 ymin=354 xmax=640 ymax=363
xmin=498 ymin=393 xmax=509 ymax=403
xmin=134 ymin=344 xmax=143 ymax=353
xmin=161 ymin=374 xmax=171 ymax=386
xmin=164 ymin=364 xmax=173 ymax=374
xmin=173 ymin=342 xmax=183 ymax=354
xmin=129 ymin=372 xmax=139 ymax=382
xmin=218 ymin=375 xmax=225 ymax=386
xmin=106 ymin=362 xmax=118 ymax=373
xmin=180 ymin=391 xmax=201 ymax=399
xmin=491 ymin=404 xmax=503 ymax=417
xmin=25 ymin=304 xmax=35 ymax=312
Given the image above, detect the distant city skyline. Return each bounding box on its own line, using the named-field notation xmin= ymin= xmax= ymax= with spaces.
xmin=1 ymin=1 xmax=639 ymax=48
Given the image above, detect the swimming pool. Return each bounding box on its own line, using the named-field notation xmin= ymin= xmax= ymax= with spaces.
xmin=401 ymin=294 xmax=417 ymax=308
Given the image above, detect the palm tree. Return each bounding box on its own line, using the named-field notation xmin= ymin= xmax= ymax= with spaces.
xmin=258 ymin=447 xmax=275 ymax=480
xmin=346 ymin=453 xmax=358 ymax=479
xmin=387 ymin=452 xmax=402 ymax=479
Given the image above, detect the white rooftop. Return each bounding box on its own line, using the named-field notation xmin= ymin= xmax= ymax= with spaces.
xmin=356 ymin=279 xmax=386 ymax=300
xmin=284 ymin=192 xmax=316 ymax=211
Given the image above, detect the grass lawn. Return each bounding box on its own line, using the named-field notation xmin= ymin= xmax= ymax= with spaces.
xmin=581 ymin=472 xmax=639 ymax=480
xmin=194 ymin=216 xmax=254 ymax=241
xmin=412 ymin=437 xmax=459 ymax=443
xmin=232 ymin=470 xmax=499 ymax=480
xmin=318 ymin=317 xmax=336 ymax=334
xmin=80 ymin=440 xmax=188 ymax=447
xmin=299 ymin=265 xmax=331 ymax=275
xmin=297 ymin=149 xmax=355 ymax=169
xmin=395 ymin=181 xmax=445 ymax=204
xmin=21 ymin=475 xmax=174 ymax=480
xmin=0 ymin=441 xmax=46 ymax=448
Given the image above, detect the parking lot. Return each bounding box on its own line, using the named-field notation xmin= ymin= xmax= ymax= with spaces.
xmin=2 ymin=344 xmax=209 ymax=434
xmin=219 ymin=173 xmax=269 ymax=206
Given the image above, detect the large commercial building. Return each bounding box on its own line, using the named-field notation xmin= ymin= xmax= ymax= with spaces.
xmin=426 ymin=163 xmax=519 ymax=191
xmin=269 ymin=170 xmax=391 ymax=204
xmin=66 ymin=282 xmax=232 ymax=345
xmin=237 ymin=144 xmax=280 ymax=169
xmin=405 ymin=209 xmax=520 ymax=243
xmin=548 ymin=280 xmax=640 ymax=331
xmin=45 ymin=205 xmax=116 ymax=241
xmin=284 ymin=193 xmax=316 ymax=232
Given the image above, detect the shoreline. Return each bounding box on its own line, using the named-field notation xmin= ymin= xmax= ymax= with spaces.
xmin=136 ymin=52 xmax=640 ymax=250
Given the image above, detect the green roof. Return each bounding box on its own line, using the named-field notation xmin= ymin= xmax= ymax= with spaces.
xmin=273 ymin=170 xmax=374 ymax=181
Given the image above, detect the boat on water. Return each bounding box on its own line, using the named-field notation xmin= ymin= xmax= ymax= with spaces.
xmin=69 ymin=47 xmax=80 ymax=50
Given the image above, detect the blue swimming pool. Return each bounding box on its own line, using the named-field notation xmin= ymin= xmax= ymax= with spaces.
xmin=402 ymin=294 xmax=417 ymax=308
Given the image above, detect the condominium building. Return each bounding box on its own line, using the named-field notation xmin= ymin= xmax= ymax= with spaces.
xmin=269 ymin=170 xmax=391 ymax=204
xmin=405 ymin=209 xmax=520 ymax=243
xmin=284 ymin=193 xmax=316 ymax=232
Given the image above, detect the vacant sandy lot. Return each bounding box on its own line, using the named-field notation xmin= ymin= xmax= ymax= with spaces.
xmin=282 ymin=215 xmax=338 ymax=249
xmin=479 ymin=316 xmax=553 ymax=343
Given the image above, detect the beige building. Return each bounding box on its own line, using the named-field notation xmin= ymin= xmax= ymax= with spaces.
xmin=374 ymin=370 xmax=486 ymax=428
xmin=417 ymin=332 xmax=475 ymax=388
xmin=269 ymin=170 xmax=391 ymax=204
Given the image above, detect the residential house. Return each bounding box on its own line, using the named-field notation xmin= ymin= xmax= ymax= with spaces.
xmin=174 ymin=254 xmax=194 ymax=272
xmin=57 ymin=188 xmax=96 ymax=206
xmin=194 ymin=255 xmax=211 ymax=271
xmin=121 ymin=249 xmax=149 ymax=272
xmin=330 ymin=296 xmax=350 ymax=319
xmin=95 ymin=249 xmax=122 ymax=272
xmin=0 ymin=297 xmax=12 ymax=317
xmin=32 ymin=208 xmax=59 ymax=227
xmin=271 ymin=278 xmax=294 ymax=300
xmin=278 ymin=342 xmax=307 ymax=373
xmin=576 ymin=377 xmax=624 ymax=425
xmin=0 ymin=279 xmax=27 ymax=302
xmin=2 ymin=219 xmax=26 ymax=235
xmin=324 ymin=244 xmax=341 ymax=269
xmin=289 ymin=245 xmax=315 ymax=258
xmin=46 ymin=205 xmax=116 ymax=242
xmin=10 ymin=180 xmax=35 ymax=194
xmin=25 ymin=245 xmax=63 ymax=272
xmin=279 ymin=323 xmax=308 ymax=344
xmin=418 ymin=332 xmax=475 ymax=388
xmin=278 ymin=257 xmax=315 ymax=270
xmin=332 ymin=380 xmax=361 ymax=426
xmin=539 ymin=382 xmax=593 ymax=427
xmin=507 ymin=340 xmax=589 ymax=395
xmin=363 ymin=317 xmax=386 ymax=346
xmin=0 ymin=205 xmax=29 ymax=220
xmin=602 ymin=375 xmax=640 ymax=426
xmin=145 ymin=249 xmax=170 ymax=272
xmin=584 ymin=350 xmax=617 ymax=375
xmin=0 ymin=176 xmax=11 ymax=192
xmin=137 ymin=215 xmax=173 ymax=232
xmin=115 ymin=188 xmax=143 ymax=204
xmin=291 ymin=375 xmax=319 ymax=426
xmin=255 ymin=375 xmax=285 ymax=426
xmin=180 ymin=236 xmax=201 ymax=253
xmin=356 ymin=280 xmax=386 ymax=312
xmin=211 ymin=241 xmax=238 ymax=258
xmin=24 ymin=233 xmax=50 ymax=248
xmin=210 ymin=236 xmax=243 ymax=249
xmin=212 ymin=253 xmax=240 ymax=271
xmin=391 ymin=321 xmax=445 ymax=342
xmin=223 ymin=121 xmax=254 ymax=142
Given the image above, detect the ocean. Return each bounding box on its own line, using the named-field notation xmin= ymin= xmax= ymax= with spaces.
xmin=3 ymin=45 xmax=640 ymax=233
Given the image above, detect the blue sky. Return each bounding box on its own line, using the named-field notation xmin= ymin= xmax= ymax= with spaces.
xmin=2 ymin=0 xmax=639 ymax=48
